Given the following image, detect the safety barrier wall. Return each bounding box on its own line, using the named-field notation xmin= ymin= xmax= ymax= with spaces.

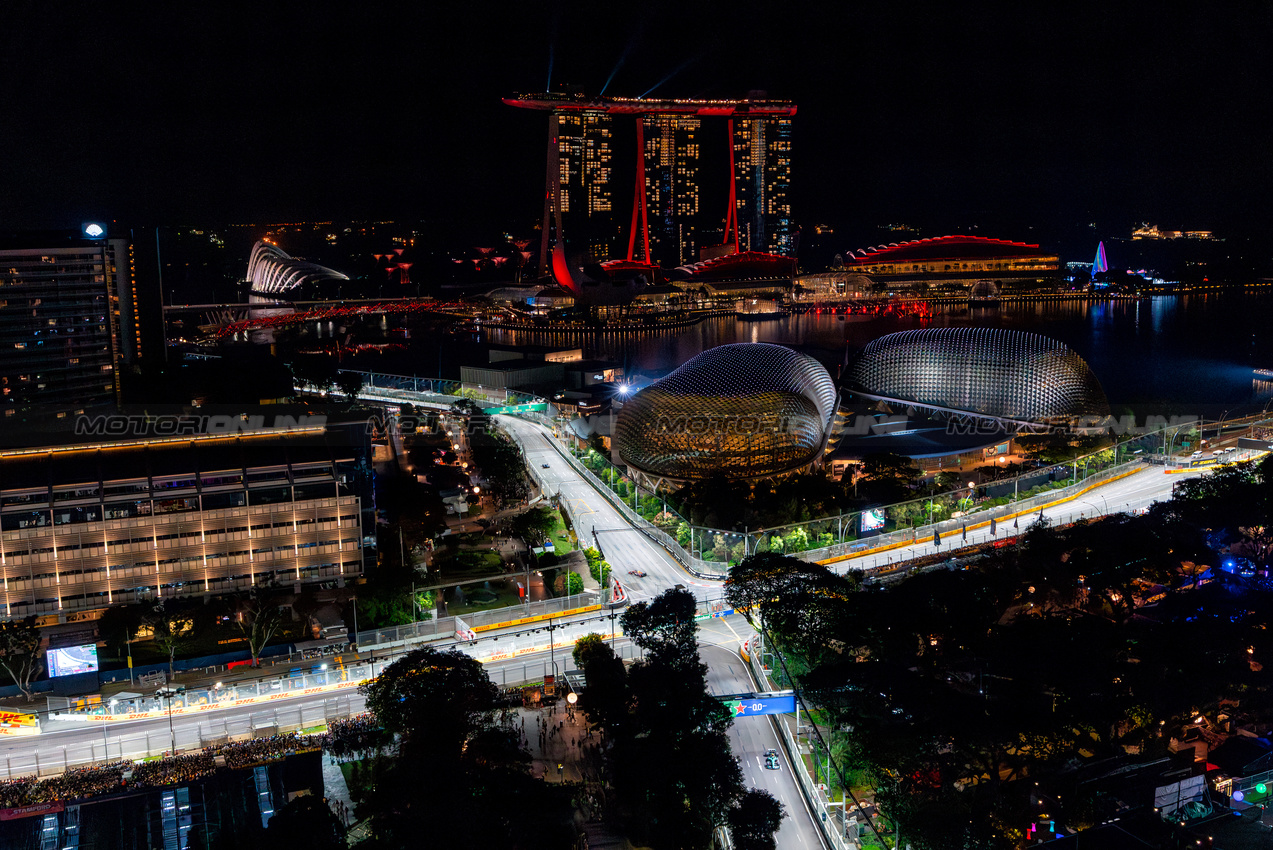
xmin=808 ymin=460 xmax=1146 ymax=567
xmin=37 ymin=641 xmax=642 ymax=781
xmin=352 ymin=593 xmax=608 ymax=650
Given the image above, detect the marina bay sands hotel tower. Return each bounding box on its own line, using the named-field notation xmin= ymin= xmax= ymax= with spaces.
xmin=504 ymin=92 xmax=796 ymax=271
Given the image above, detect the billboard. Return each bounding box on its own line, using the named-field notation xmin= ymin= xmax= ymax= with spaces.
xmin=723 ymin=692 xmax=797 ymax=718
xmin=861 ymin=509 xmax=886 ymax=533
xmin=48 ymin=644 xmax=99 ymax=677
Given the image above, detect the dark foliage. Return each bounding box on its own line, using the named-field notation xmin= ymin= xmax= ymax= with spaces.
xmin=728 ymin=465 xmax=1273 ymax=848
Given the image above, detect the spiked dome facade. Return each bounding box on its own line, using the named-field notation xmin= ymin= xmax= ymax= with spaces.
xmin=846 ymin=328 xmax=1108 ymax=425
xmin=615 ymin=343 xmax=837 ymax=484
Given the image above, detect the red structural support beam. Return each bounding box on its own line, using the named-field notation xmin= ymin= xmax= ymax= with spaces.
xmin=627 ymin=117 xmax=651 ymax=264
xmin=723 ymin=117 xmax=739 ymax=253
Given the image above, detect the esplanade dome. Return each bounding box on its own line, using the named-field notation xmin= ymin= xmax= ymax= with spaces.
xmin=615 ymin=343 xmax=837 ymax=482
xmin=845 ymin=328 xmax=1108 ymax=423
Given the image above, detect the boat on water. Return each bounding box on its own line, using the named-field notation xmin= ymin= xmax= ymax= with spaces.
xmin=736 ymin=298 xmax=783 ymax=320
xmin=968 ymin=279 xmax=1001 ymax=307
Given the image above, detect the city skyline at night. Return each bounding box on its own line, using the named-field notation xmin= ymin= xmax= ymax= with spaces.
xmin=3 ymin=3 xmax=1270 ymax=260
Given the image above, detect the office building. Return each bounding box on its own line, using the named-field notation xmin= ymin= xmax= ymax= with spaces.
xmin=0 ymin=227 xmax=147 ymax=425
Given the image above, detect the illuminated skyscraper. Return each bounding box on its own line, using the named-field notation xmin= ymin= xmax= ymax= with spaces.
xmin=733 ymin=117 xmax=794 ymax=255
xmin=505 ymin=93 xmax=797 ymax=271
xmin=0 ymin=226 xmax=145 ymax=425
xmin=556 ymin=110 xmax=616 ymax=261
xmin=644 ymin=114 xmax=702 ymax=266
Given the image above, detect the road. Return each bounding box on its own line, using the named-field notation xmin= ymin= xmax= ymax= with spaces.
xmin=501 ymin=415 xmax=1207 ymax=585
xmin=828 ymin=463 xmax=1207 ymax=574
xmin=501 ymin=416 xmax=828 ymax=847
xmin=498 ymin=416 xmax=722 ymax=603
xmin=701 ymin=639 xmax=828 ymax=850
xmin=0 ymin=690 xmax=368 ymax=779
xmin=0 ymin=642 xmax=632 ymax=779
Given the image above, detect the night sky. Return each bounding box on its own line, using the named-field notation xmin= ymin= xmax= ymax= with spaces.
xmin=4 ymin=2 xmax=1272 ymax=253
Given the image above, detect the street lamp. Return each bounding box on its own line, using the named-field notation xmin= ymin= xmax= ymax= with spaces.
xmin=351 ymin=595 xmax=359 ymax=651
xmin=1215 ymin=409 xmax=1232 ymax=442
xmin=544 ymin=618 xmax=560 ymax=684
xmin=101 ymin=698 xmax=117 ymax=757
xmin=609 ymin=384 xmax=632 ymax=458
xmin=155 ymin=686 xmax=184 ymax=756
xmin=608 ymin=603 xmax=620 ymax=650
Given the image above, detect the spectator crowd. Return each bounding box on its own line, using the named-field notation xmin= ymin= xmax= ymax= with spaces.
xmin=0 ymin=714 xmax=387 ymax=810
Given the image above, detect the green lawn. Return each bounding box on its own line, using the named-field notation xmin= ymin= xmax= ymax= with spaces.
xmin=432 ymin=547 xmax=505 ymax=578
xmin=444 ymin=580 xmax=523 ymax=615
xmin=547 ymin=510 xmax=574 ymax=554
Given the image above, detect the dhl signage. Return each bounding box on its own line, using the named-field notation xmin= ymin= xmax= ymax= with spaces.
xmin=477 ymin=642 xmax=561 ymax=664
xmin=0 ymin=711 xmax=39 ymax=736
xmin=0 ymin=711 xmax=38 ymax=727
xmin=86 ymin=678 xmax=367 ymax=724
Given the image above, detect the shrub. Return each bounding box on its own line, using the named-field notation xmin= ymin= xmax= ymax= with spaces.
xmin=553 ymin=571 xmax=584 ymax=596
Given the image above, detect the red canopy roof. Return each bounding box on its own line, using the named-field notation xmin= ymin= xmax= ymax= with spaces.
xmin=843 ymin=235 xmax=1049 ymax=265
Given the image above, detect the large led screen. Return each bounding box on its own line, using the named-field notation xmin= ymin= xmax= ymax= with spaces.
xmin=48 ymin=644 xmax=99 ymax=677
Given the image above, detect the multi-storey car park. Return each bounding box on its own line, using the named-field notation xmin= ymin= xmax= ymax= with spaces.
xmin=0 ymin=423 xmax=372 ymax=618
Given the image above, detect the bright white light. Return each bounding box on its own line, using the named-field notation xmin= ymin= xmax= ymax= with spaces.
xmin=84 ymin=223 xmax=104 ymax=237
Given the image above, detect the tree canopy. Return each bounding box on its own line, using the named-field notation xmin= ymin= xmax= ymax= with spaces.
xmin=144 ymin=599 xmax=198 ymax=679
xmin=360 ymin=646 xmax=498 ymax=761
xmin=572 ymin=588 xmax=750 ymax=848
xmin=354 ymin=645 xmax=575 ymax=849
xmin=0 ymin=617 xmax=43 ymax=702
xmin=509 ymin=505 xmax=558 ymax=547
xmin=468 ymin=427 xmax=530 ymax=507
xmin=724 ymin=471 xmax=1272 ymax=849
xmin=727 ymin=789 xmax=786 ymax=850
xmin=233 ymin=587 xmax=284 ymax=666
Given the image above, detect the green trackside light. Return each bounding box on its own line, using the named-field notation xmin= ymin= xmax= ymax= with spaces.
xmin=1258 ymin=783 xmax=1267 ymax=795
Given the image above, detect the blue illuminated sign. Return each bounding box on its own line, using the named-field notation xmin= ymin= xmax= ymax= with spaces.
xmin=723 ymin=692 xmax=796 ymax=718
